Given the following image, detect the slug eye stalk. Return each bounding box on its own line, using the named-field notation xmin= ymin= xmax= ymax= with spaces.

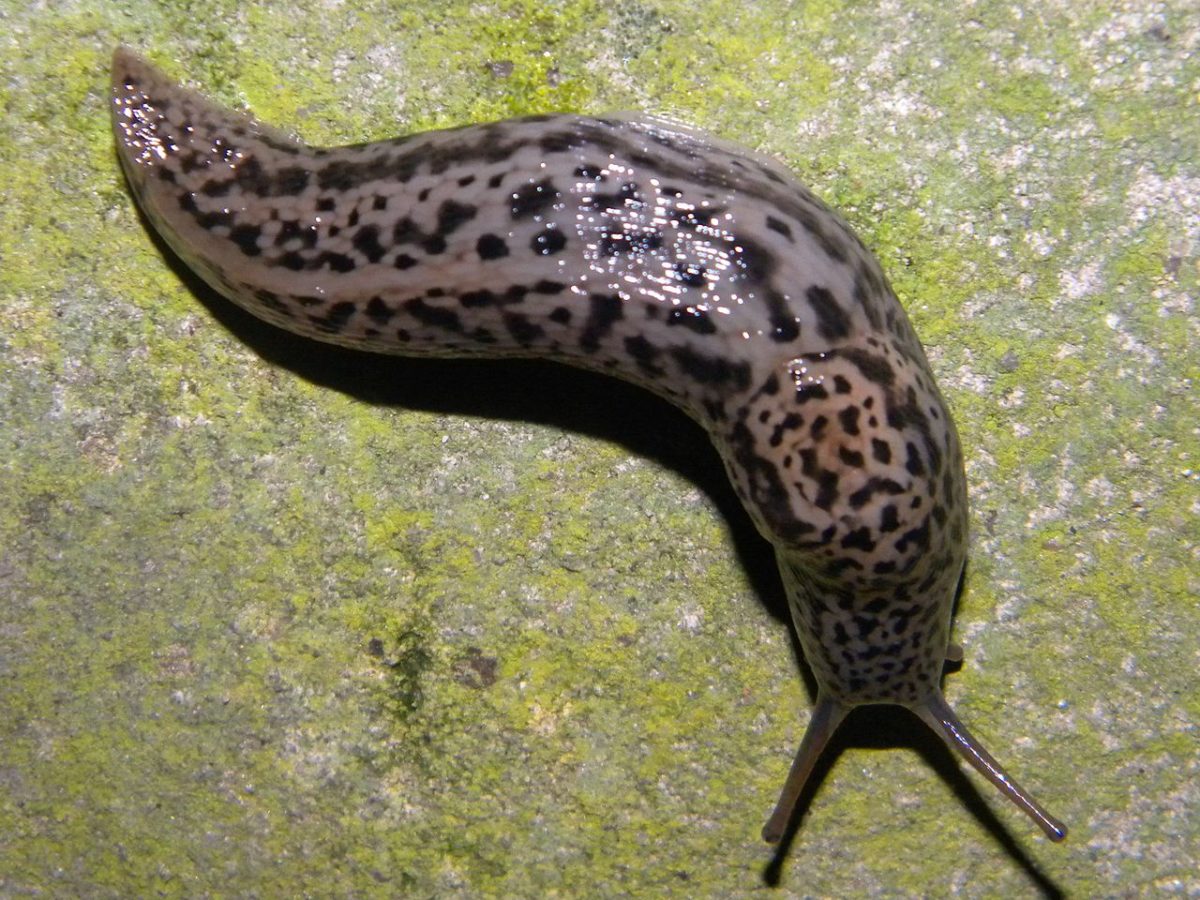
xmin=762 ymin=692 xmax=1066 ymax=844
xmin=916 ymin=693 xmax=1067 ymax=842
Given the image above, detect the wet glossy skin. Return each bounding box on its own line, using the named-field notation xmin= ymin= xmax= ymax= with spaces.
xmin=111 ymin=47 xmax=1065 ymax=845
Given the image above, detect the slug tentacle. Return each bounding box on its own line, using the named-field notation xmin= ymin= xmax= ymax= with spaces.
xmin=111 ymin=47 xmax=1066 ymax=846
xmin=915 ymin=693 xmax=1067 ymax=842
xmin=761 ymin=695 xmax=847 ymax=843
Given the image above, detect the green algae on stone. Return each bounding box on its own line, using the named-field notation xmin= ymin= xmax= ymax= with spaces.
xmin=2 ymin=0 xmax=1199 ymax=896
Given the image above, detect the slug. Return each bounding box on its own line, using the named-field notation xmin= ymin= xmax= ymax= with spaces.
xmin=110 ymin=46 xmax=1066 ymax=845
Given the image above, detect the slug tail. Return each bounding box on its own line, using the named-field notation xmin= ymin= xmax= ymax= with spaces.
xmin=761 ymin=695 xmax=847 ymax=844
xmin=915 ymin=692 xmax=1067 ymax=841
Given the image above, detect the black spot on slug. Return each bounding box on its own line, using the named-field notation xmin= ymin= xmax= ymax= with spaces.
xmin=905 ymin=441 xmax=927 ymax=477
xmin=229 ymin=224 xmax=262 ymax=256
xmin=511 ymin=178 xmax=559 ymax=219
xmin=807 ymin=285 xmax=851 ymax=340
xmin=842 ymin=348 xmax=895 ymax=387
xmin=579 ymin=293 xmax=624 ymax=351
xmin=814 ymin=469 xmax=840 ymax=511
xmin=476 ymin=234 xmax=509 ymax=260
xmin=848 ymin=477 xmax=907 ymax=510
xmin=274 ymin=166 xmax=310 ymax=195
xmin=671 ymin=346 xmax=752 ymax=391
xmin=365 ymin=296 xmax=394 ymax=325
xmin=838 ymin=405 xmax=862 ymax=436
xmin=352 ymin=224 xmax=387 ymax=263
xmin=666 ymin=306 xmax=717 ymax=335
xmin=311 ymin=301 xmax=356 ymax=334
xmin=252 ymin=288 xmax=292 ymax=318
xmin=531 ymin=227 xmax=566 ymax=255
xmin=623 ymin=334 xmax=663 ymax=376
xmin=795 ymin=381 xmax=829 ymax=404
xmin=503 ymin=312 xmax=545 ymax=345
xmin=674 ymin=262 xmax=707 ymax=287
xmin=392 ymin=217 xmax=422 ymax=245
xmin=459 ymin=290 xmax=499 ymax=308
xmin=838 ymin=446 xmax=865 ymax=468
xmin=404 ymin=297 xmax=462 ymax=332
xmin=200 ymin=178 xmax=231 ymax=197
xmin=729 ymin=234 xmax=775 ymax=283
xmin=436 ymin=199 xmax=478 ymax=235
xmin=316 ymin=251 xmax=356 ymax=272
xmin=765 ymin=215 xmax=793 ymax=241
xmin=768 ymin=413 xmax=804 ymax=448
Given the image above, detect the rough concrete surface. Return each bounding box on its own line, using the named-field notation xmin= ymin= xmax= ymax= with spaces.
xmin=1 ymin=1 xmax=1196 ymax=896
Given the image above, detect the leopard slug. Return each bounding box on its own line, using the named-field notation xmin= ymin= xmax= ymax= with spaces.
xmin=110 ymin=46 xmax=1066 ymax=844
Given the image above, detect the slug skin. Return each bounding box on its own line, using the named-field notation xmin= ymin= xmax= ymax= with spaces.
xmin=111 ymin=47 xmax=1065 ymax=844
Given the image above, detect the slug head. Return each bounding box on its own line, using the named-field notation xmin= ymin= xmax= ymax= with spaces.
xmin=722 ymin=347 xmax=969 ymax=703
xmin=731 ymin=355 xmax=1065 ymax=845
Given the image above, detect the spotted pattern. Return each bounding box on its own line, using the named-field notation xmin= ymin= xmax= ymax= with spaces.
xmin=110 ymin=47 xmax=969 ymax=708
xmin=109 ymin=49 xmax=1074 ymax=845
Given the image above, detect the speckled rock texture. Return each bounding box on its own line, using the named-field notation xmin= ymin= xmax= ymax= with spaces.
xmin=1 ymin=1 xmax=1196 ymax=896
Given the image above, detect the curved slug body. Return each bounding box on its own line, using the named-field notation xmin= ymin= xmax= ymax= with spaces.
xmin=111 ymin=47 xmax=1065 ymax=844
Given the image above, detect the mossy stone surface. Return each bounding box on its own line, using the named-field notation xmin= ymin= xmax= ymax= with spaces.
xmin=1 ymin=1 xmax=1196 ymax=895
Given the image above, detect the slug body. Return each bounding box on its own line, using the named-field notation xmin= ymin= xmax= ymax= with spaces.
xmin=111 ymin=48 xmax=1065 ymax=844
